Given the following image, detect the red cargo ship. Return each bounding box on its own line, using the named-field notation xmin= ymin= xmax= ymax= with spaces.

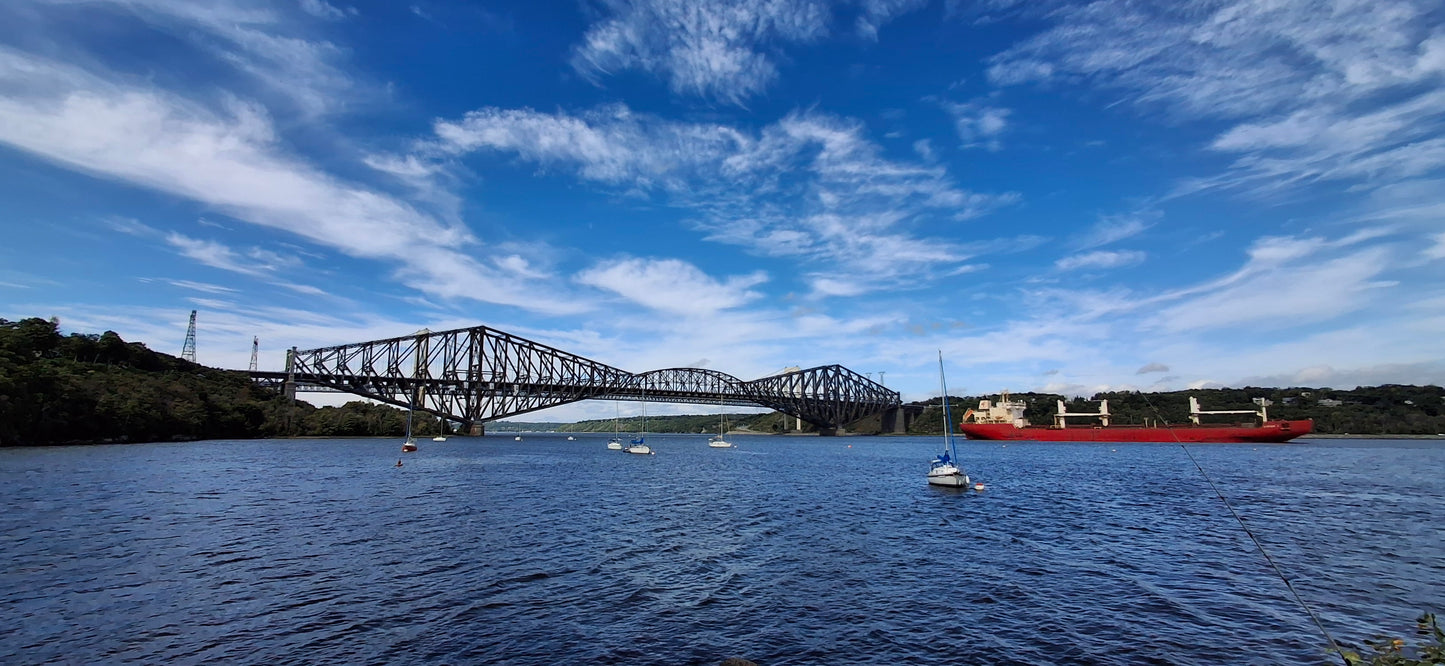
xmin=957 ymin=393 xmax=1312 ymax=443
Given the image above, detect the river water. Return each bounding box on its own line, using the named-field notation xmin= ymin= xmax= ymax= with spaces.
xmin=1 ymin=435 xmax=1441 ymax=665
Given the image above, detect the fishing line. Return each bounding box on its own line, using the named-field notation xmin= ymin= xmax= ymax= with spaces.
xmin=1139 ymin=393 xmax=1346 ymax=663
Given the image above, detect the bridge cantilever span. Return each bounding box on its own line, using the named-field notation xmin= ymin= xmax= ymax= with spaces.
xmin=253 ymin=323 xmax=900 ymax=435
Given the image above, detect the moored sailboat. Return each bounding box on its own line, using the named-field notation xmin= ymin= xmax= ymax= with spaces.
xmin=625 ymin=397 xmax=653 ymax=454
xmin=608 ymin=402 xmax=624 ymax=450
xmin=708 ymin=397 xmax=733 ymax=448
xmin=927 ymin=353 xmax=971 ymax=488
xmin=401 ymin=402 xmax=419 ymax=453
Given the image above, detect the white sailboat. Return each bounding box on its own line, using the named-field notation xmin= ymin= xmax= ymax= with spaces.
xmin=607 ymin=402 xmax=624 ymax=450
xmin=708 ymin=398 xmax=733 ymax=448
xmin=927 ymin=352 xmax=971 ymax=488
xmin=401 ymin=401 xmax=418 ymax=453
xmin=625 ymin=396 xmax=653 ymax=455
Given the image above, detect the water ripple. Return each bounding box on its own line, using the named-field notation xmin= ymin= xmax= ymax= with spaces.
xmin=1 ymin=436 xmax=1442 ymax=664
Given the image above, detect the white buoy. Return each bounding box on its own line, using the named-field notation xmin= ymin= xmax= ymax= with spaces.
xmin=973 ymin=482 xmax=986 ymax=491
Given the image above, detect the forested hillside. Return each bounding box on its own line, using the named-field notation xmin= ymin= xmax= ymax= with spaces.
xmin=0 ymin=317 xmax=445 ymax=446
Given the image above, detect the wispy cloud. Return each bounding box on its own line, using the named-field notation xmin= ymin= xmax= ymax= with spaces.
xmin=943 ymin=100 xmax=1010 ymax=151
xmin=299 ymin=0 xmax=352 ymax=21
xmin=12 ymin=0 xmax=359 ymax=117
xmin=164 ymin=234 xmax=304 ymax=278
xmin=855 ymin=0 xmax=928 ymax=40
xmin=418 ymin=104 xmax=1020 ymax=297
xmin=985 ymin=0 xmax=1445 ymax=199
xmin=1427 ymin=232 xmax=1445 ymax=260
xmin=1054 ymin=249 xmax=1145 ymax=272
xmin=1076 ymin=210 xmax=1157 ymax=250
xmin=1136 ymin=362 xmax=1168 ymax=374
xmin=165 ymin=234 xmax=274 ymax=277
xmin=987 ymin=0 xmax=1443 ymax=118
xmin=160 ymin=278 xmax=240 ymax=294
xmin=576 ymin=257 xmax=768 ymax=316
xmin=569 ymin=0 xmax=928 ymax=103
xmin=0 ymin=48 xmax=586 ymax=315
xmin=1146 ymin=236 xmax=1397 ymax=333
xmin=571 ymin=0 xmax=831 ymax=104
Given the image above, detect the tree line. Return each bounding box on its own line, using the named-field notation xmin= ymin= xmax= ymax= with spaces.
xmin=0 ymin=317 xmax=446 ymax=446
xmin=905 ymin=385 xmax=1445 ymax=435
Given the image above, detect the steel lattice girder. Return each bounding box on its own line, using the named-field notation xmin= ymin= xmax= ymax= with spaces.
xmin=741 ymin=365 xmax=899 ymax=428
xmin=277 ymin=324 xmax=900 ymax=429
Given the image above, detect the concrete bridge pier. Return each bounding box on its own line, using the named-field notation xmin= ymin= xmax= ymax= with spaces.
xmin=880 ymin=406 xmax=915 ymax=434
xmin=468 ymin=422 xmax=485 ymax=436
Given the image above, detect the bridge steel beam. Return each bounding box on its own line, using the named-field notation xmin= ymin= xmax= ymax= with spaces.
xmin=263 ymin=324 xmax=900 ymax=433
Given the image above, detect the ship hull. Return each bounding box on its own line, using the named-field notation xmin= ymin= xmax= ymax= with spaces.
xmin=958 ymin=420 xmax=1312 ymax=443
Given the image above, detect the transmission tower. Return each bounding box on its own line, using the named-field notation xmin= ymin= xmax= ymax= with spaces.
xmin=248 ymin=336 xmax=259 ymax=372
xmin=181 ymin=310 xmax=197 ymax=362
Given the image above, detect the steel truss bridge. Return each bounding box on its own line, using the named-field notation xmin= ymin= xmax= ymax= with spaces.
xmin=250 ymin=324 xmax=903 ymax=435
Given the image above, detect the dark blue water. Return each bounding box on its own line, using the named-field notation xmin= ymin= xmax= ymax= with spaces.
xmin=2 ymin=435 xmax=1442 ymax=665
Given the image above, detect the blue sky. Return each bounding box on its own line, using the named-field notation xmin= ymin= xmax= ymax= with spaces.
xmin=2 ymin=0 xmax=1444 ymax=421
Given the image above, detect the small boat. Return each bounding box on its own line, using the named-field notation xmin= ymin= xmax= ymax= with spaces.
xmin=927 ymin=352 xmax=972 ymax=488
xmin=432 ymin=435 xmax=447 ymax=442
xmin=708 ymin=398 xmax=733 ymax=448
xmin=567 ymin=436 xmax=575 ymax=441
xmin=625 ymin=397 xmax=653 ymax=454
xmin=401 ymin=401 xmax=419 ymax=453
xmin=607 ymin=403 xmax=624 ymax=449
xmin=514 ymin=436 xmax=523 ymax=441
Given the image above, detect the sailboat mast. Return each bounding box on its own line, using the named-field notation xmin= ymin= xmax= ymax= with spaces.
xmin=938 ymin=351 xmax=957 ymax=460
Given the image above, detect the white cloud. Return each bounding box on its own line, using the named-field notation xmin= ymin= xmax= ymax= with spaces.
xmin=987 ymin=0 xmax=1443 ymax=119
xmin=417 ymin=104 xmax=1020 ymax=297
xmin=1076 ymin=210 xmax=1157 ymax=250
xmin=299 ymin=0 xmax=348 ymax=21
xmin=912 ymin=138 xmax=935 ymax=161
xmin=433 ymin=104 xmax=749 ymax=189
xmin=166 ymin=234 xmax=273 ymax=277
xmin=855 ymin=0 xmax=928 ymax=40
xmin=1148 ymin=243 xmax=1395 ymax=333
xmin=14 ymin=0 xmax=358 ymax=116
xmin=0 ymin=49 xmax=586 ymax=315
xmin=1427 ymin=233 xmax=1445 ymax=260
xmin=163 ymin=279 xmax=240 ymax=294
xmin=570 ymin=0 xmax=831 ymax=104
xmin=568 ymin=0 xmax=930 ymax=102
xmin=576 ymin=258 xmax=767 ymax=316
xmin=1136 ymin=362 xmax=1168 ymax=374
xmin=943 ymin=100 xmax=1010 ymax=150
xmin=1054 ymin=249 xmax=1145 ymax=271
xmin=985 ymin=0 xmax=1445 ymax=199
